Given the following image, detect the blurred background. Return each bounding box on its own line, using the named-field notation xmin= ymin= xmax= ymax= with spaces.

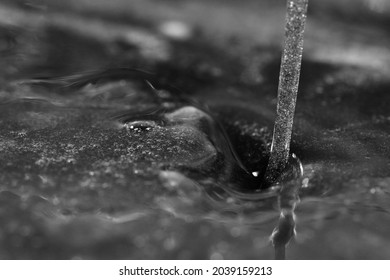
xmin=0 ymin=0 xmax=390 ymax=259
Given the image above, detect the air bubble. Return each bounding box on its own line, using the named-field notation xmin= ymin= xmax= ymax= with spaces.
xmin=124 ymin=120 xmax=158 ymax=132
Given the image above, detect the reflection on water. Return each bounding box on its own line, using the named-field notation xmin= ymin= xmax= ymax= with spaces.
xmin=270 ymin=154 xmax=302 ymax=259
xmin=1 ymin=0 xmax=390 ymax=260
xmin=1 ymin=65 xmax=303 ymax=259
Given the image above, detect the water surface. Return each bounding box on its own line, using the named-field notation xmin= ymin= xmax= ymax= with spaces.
xmin=0 ymin=0 xmax=390 ymax=259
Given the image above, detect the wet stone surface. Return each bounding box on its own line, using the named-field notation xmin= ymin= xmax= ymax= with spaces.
xmin=1 ymin=0 xmax=390 ymax=259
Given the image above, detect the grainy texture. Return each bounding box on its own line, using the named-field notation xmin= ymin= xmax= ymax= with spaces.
xmin=1 ymin=0 xmax=390 ymax=260
xmin=265 ymin=0 xmax=308 ymax=184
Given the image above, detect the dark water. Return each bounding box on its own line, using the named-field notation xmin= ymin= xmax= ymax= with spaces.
xmin=1 ymin=0 xmax=390 ymax=259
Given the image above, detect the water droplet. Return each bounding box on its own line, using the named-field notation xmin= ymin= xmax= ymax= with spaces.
xmin=124 ymin=120 xmax=158 ymax=132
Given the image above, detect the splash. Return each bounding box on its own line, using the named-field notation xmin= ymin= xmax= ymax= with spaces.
xmin=17 ymin=67 xmax=305 ymax=260
xmin=265 ymin=0 xmax=309 ymax=185
xmin=27 ymin=68 xmax=264 ymax=192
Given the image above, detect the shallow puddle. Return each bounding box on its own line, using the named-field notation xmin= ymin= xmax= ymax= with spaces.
xmin=0 ymin=0 xmax=390 ymax=259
